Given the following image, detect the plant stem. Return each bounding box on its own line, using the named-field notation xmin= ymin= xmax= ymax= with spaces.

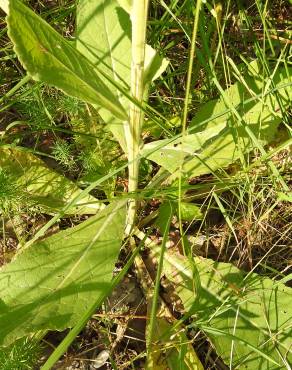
xmin=181 ymin=0 xmax=202 ymax=134
xmin=147 ymin=203 xmax=172 ymax=358
xmin=126 ymin=0 xmax=149 ymax=234
xmin=178 ymin=0 xmax=202 ymax=256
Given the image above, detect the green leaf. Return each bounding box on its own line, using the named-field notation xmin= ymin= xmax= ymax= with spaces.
xmin=0 ymin=201 xmax=126 ymax=346
xmin=156 ymin=249 xmax=292 ymax=369
xmin=7 ymin=0 xmax=127 ymax=121
xmin=144 ymin=45 xmax=169 ymax=86
xmin=143 ymin=66 xmax=291 ymax=179
xmin=156 ymin=201 xmax=203 ymax=232
xmin=155 ymin=201 xmax=174 ymax=234
xmin=277 ymin=191 xmax=292 ymax=202
xmin=0 ymin=147 xmax=100 ymax=214
xmin=179 ymin=202 xmax=203 ymax=221
xmin=76 ymin=0 xmax=168 ymax=153
xmin=147 ymin=308 xmax=204 ymax=370
xmin=76 ymin=0 xmax=131 ymax=153
xmin=142 ymin=121 xmax=226 ymax=173
xmin=41 ymin=241 xmax=141 ymax=370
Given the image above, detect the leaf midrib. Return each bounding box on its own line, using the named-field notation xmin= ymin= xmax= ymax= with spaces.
xmin=9 ymin=0 xmax=127 ymax=120
xmin=53 ymin=202 xmax=123 ymax=292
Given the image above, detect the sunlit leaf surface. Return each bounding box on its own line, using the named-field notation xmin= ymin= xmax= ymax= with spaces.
xmin=7 ymin=0 xmax=127 ymax=121
xmin=76 ymin=0 xmax=168 ymax=153
xmin=143 ymin=66 xmax=291 ymax=179
xmin=0 ymin=201 xmax=126 ymax=346
xmin=0 ymin=147 xmax=101 ymax=214
xmin=157 ymin=249 xmax=292 ymax=369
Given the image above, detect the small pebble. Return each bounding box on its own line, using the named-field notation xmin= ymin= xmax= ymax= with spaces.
xmin=92 ymin=350 xmax=110 ymax=369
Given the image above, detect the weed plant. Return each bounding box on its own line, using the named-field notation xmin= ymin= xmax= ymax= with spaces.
xmin=0 ymin=168 xmax=23 ymax=214
xmin=0 ymin=0 xmax=291 ymax=369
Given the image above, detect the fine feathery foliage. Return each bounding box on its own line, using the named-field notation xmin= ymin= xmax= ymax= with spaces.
xmin=0 ymin=147 xmax=101 ymax=214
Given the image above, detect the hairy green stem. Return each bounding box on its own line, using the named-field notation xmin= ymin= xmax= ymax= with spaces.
xmin=126 ymin=0 xmax=149 ymax=234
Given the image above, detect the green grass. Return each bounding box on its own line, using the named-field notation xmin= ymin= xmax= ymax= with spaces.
xmin=0 ymin=338 xmax=42 ymax=370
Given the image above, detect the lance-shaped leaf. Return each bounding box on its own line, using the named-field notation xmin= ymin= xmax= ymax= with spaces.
xmin=154 ymin=248 xmax=292 ymax=369
xmin=0 ymin=147 xmax=101 ymax=214
xmin=143 ymin=66 xmax=291 ymax=179
xmin=76 ymin=0 xmax=168 ymax=153
xmin=76 ymin=0 xmax=131 ymax=153
xmin=0 ymin=201 xmax=126 ymax=346
xmin=7 ymin=0 xmax=127 ymax=121
xmin=142 ymin=121 xmax=227 ymax=173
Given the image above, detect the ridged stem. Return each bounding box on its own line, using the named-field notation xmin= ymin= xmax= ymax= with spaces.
xmin=126 ymin=0 xmax=149 ymax=234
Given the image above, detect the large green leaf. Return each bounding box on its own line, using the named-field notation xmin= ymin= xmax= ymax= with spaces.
xmin=156 ymin=249 xmax=292 ymax=369
xmin=0 ymin=201 xmax=126 ymax=346
xmin=76 ymin=0 xmax=168 ymax=153
xmin=76 ymin=0 xmax=131 ymax=153
xmin=143 ymin=66 xmax=291 ymax=179
xmin=192 ymin=62 xmax=291 ymax=133
xmin=0 ymin=147 xmax=100 ymax=214
xmin=142 ymin=121 xmax=226 ymax=173
xmin=7 ymin=0 xmax=127 ymax=121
